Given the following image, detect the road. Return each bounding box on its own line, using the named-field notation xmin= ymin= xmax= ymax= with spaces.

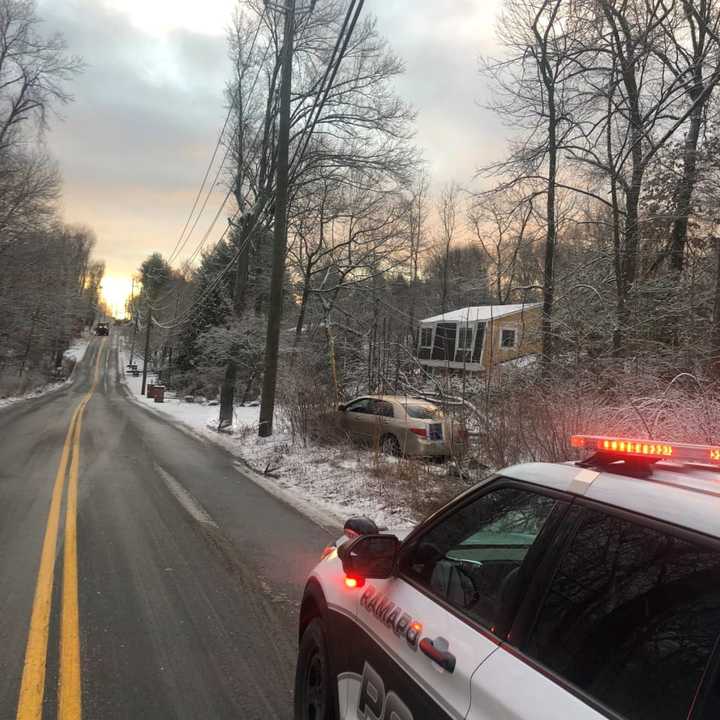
xmin=0 ymin=337 xmax=336 ymax=720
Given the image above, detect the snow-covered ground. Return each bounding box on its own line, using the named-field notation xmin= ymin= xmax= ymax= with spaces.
xmin=0 ymin=336 xmax=90 ymax=410
xmin=63 ymin=337 xmax=90 ymax=364
xmin=119 ymin=350 xmax=426 ymax=533
xmin=0 ymin=381 xmax=68 ymax=410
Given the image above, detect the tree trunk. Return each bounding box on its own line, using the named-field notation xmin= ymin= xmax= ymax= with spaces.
xmin=712 ymin=236 xmax=720 ymax=363
xmin=219 ymin=215 xmax=253 ymax=429
xmin=219 ymin=359 xmax=237 ymax=429
xmin=325 ymin=323 xmax=339 ymax=405
xmin=258 ymin=0 xmax=295 ymax=438
xmin=540 ymin=87 xmax=557 ymax=375
xmin=141 ymin=306 xmax=152 ymax=395
xmin=294 ymin=272 xmax=311 ymax=339
xmin=19 ymin=307 xmax=39 ymax=377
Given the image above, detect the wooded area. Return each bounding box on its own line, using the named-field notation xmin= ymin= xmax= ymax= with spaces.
xmin=136 ymin=0 xmax=720 ymax=462
xmin=0 ymin=0 xmax=104 ymax=395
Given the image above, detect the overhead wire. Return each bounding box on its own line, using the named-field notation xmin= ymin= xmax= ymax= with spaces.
xmin=167 ymin=33 xmax=274 ymax=269
xmin=149 ymin=13 xmax=276 ymax=317
xmin=151 ymin=199 xmax=270 ymax=329
xmin=153 ymin=0 xmax=368 ymax=331
xmin=166 ymin=7 xmax=269 ymax=266
xmin=289 ymin=0 xmax=365 ymax=181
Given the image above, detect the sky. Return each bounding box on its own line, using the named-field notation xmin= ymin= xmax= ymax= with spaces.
xmin=37 ymin=0 xmax=505 ymax=316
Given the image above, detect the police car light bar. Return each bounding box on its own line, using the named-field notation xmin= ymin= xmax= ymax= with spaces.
xmin=571 ymin=434 xmax=720 ymax=464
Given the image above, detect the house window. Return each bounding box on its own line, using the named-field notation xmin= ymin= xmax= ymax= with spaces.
xmin=457 ymin=325 xmax=473 ymax=350
xmin=420 ymin=327 xmax=433 ymax=348
xmin=500 ymin=327 xmax=517 ymax=349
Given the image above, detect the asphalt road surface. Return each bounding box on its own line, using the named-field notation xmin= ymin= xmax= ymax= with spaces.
xmin=0 ymin=337 xmax=337 ymax=720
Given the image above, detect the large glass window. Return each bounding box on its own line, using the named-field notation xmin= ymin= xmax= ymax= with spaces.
xmin=524 ymin=508 xmax=720 ymax=720
xmin=401 ymin=486 xmax=560 ymax=633
xmin=420 ymin=327 xmax=433 ymax=348
xmin=457 ymin=325 xmax=472 ymax=350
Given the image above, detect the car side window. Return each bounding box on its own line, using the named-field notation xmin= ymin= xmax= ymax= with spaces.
xmin=347 ymin=399 xmax=371 ymax=413
xmin=400 ymin=485 xmax=560 ymax=633
xmin=523 ymin=507 xmax=720 ymax=720
xmin=372 ymin=400 xmax=394 ymax=418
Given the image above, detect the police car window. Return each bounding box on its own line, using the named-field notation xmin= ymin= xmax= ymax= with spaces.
xmin=401 ymin=486 xmax=559 ymax=633
xmin=524 ymin=508 xmax=720 ymax=720
xmin=702 ymin=666 xmax=720 ymax=720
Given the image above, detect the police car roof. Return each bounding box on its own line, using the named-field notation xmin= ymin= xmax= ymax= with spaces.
xmin=501 ymin=461 xmax=720 ymax=540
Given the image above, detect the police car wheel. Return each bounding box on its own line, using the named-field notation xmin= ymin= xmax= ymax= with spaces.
xmin=381 ymin=434 xmax=400 ymax=456
xmin=295 ymin=618 xmax=336 ymax=720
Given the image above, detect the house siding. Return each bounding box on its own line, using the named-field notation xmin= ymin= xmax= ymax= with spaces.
xmin=417 ymin=306 xmax=541 ymax=372
xmin=481 ymin=307 xmax=541 ymax=370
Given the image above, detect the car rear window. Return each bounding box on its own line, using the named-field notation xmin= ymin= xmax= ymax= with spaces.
xmin=405 ymin=404 xmax=442 ymax=420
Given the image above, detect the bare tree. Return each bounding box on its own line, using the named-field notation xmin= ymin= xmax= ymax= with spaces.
xmin=434 ymin=182 xmax=460 ymax=314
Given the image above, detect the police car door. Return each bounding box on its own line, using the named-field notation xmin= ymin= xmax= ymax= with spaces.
xmin=468 ymin=502 xmax=720 ymax=720
xmin=340 ymin=481 xmax=568 ymax=720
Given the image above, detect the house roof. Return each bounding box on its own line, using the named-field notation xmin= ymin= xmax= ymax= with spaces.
xmin=420 ymin=303 xmax=541 ymax=324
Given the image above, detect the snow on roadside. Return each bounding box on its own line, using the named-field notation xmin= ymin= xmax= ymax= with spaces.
xmin=0 ymin=380 xmax=68 ymax=409
xmin=119 ymin=350 xmax=418 ymax=533
xmin=0 ymin=335 xmax=90 ymax=410
xmin=63 ymin=337 xmax=89 ymax=364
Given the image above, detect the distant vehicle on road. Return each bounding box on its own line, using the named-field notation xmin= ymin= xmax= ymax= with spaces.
xmin=337 ymin=395 xmax=466 ymax=458
xmin=95 ymin=322 xmax=109 ymax=336
xmin=294 ymin=433 xmax=720 ymax=720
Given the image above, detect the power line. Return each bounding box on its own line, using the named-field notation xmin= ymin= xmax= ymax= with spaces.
xmin=155 ymin=0 xmax=367 ymax=337
xmin=289 ymin=0 xmax=365 ymax=180
xmin=151 ymin=191 xmax=275 ymax=329
xmin=167 ymin=112 xmax=233 ymax=266
xmin=167 ymin=9 xmax=268 ymax=266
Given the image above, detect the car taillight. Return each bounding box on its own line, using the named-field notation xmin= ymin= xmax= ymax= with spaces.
xmin=410 ymin=427 xmax=427 ymax=438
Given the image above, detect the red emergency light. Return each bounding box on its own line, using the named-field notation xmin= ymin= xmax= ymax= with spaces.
xmin=571 ymin=434 xmax=720 ymax=465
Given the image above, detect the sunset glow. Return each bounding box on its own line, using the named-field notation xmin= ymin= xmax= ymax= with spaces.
xmin=101 ymin=275 xmax=133 ymax=319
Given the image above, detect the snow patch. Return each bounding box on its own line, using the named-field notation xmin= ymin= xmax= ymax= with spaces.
xmin=0 ymin=334 xmax=90 ymax=411
xmin=63 ymin=338 xmax=89 ymax=363
xmin=119 ymin=348 xmax=418 ymax=534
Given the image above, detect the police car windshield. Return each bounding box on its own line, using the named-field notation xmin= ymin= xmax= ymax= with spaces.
xmin=405 ymin=405 xmax=442 ymax=420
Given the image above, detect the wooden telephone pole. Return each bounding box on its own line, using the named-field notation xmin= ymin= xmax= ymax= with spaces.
xmin=141 ymin=301 xmax=152 ymax=396
xmin=258 ymin=0 xmax=296 ymax=437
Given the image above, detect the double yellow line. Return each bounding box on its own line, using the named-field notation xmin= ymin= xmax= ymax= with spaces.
xmin=16 ymin=340 xmax=105 ymax=720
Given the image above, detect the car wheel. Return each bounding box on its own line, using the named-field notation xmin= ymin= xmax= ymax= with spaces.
xmin=381 ymin=433 xmax=400 ymax=456
xmin=294 ymin=618 xmax=336 ymax=720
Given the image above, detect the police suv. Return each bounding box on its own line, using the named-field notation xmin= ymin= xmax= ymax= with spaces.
xmin=294 ymin=435 xmax=720 ymax=720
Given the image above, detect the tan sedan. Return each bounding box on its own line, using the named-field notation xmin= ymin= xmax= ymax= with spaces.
xmin=337 ymin=395 xmax=467 ymax=457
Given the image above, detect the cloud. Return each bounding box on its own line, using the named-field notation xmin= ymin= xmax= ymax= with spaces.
xmin=367 ymin=0 xmax=506 ymax=186
xmin=38 ymin=0 xmax=231 ymax=274
xmin=36 ymin=0 xmax=506 ymax=277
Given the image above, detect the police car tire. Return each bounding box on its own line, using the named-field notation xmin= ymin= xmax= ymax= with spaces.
xmin=294 ymin=618 xmax=337 ymax=720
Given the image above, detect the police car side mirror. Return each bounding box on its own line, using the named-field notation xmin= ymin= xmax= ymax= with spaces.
xmin=339 ymin=534 xmax=399 ymax=581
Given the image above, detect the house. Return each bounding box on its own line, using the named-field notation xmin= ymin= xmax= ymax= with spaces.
xmin=417 ymin=303 xmax=542 ymax=372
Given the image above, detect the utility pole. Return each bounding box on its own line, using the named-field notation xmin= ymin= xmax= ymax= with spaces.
xmin=141 ymin=302 xmax=152 ymax=395
xmin=128 ymin=277 xmax=137 ymax=366
xmin=258 ymin=0 xmax=296 ymax=437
